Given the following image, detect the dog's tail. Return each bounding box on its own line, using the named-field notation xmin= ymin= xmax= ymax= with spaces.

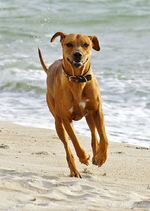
xmin=38 ymin=48 xmax=48 ymax=73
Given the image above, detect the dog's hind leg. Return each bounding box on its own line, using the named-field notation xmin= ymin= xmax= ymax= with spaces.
xmin=62 ymin=119 xmax=90 ymax=165
xmin=55 ymin=117 xmax=81 ymax=178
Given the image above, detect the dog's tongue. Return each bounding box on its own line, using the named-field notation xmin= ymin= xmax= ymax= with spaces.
xmin=73 ymin=61 xmax=83 ymax=68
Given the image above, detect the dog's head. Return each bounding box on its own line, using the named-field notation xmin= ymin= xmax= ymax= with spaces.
xmin=50 ymin=32 xmax=100 ymax=69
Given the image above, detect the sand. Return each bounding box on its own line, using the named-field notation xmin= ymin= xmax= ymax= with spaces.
xmin=0 ymin=121 xmax=149 ymax=211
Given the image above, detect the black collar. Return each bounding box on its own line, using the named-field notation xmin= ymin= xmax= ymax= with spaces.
xmin=62 ymin=64 xmax=92 ymax=83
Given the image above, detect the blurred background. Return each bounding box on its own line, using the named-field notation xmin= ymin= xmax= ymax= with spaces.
xmin=0 ymin=0 xmax=150 ymax=146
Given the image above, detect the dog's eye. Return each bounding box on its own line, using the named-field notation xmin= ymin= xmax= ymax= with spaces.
xmin=82 ymin=43 xmax=89 ymax=48
xmin=66 ymin=43 xmax=73 ymax=48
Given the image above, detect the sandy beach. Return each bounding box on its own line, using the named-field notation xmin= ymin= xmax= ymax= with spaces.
xmin=1 ymin=0 xmax=150 ymax=210
xmin=0 ymin=121 xmax=149 ymax=211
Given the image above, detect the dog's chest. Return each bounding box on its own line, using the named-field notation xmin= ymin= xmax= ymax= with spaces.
xmin=68 ymin=99 xmax=90 ymax=121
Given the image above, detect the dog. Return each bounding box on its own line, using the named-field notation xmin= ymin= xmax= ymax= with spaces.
xmin=38 ymin=32 xmax=108 ymax=178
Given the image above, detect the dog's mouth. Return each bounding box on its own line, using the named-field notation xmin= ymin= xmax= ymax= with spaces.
xmin=67 ymin=58 xmax=88 ymax=68
xmin=72 ymin=61 xmax=83 ymax=68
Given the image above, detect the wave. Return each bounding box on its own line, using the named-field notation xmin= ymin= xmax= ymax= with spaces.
xmin=0 ymin=81 xmax=45 ymax=94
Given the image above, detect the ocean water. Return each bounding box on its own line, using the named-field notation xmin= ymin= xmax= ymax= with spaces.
xmin=0 ymin=0 xmax=150 ymax=147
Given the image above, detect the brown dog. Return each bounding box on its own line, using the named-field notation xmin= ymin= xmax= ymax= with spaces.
xmin=38 ymin=32 xmax=108 ymax=178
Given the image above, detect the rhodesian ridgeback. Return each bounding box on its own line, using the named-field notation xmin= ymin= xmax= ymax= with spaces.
xmin=38 ymin=32 xmax=108 ymax=178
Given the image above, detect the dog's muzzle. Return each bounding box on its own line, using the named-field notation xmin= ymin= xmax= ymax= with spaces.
xmin=73 ymin=51 xmax=82 ymax=61
xmin=73 ymin=51 xmax=82 ymax=67
xmin=67 ymin=56 xmax=88 ymax=68
xmin=67 ymin=51 xmax=84 ymax=68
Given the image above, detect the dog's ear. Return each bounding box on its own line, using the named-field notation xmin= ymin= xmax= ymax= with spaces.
xmin=50 ymin=32 xmax=66 ymax=42
xmin=89 ymin=36 xmax=100 ymax=51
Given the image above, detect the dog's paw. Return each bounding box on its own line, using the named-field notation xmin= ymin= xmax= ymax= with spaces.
xmin=70 ymin=170 xmax=82 ymax=178
xmin=79 ymin=154 xmax=90 ymax=166
xmin=93 ymin=145 xmax=108 ymax=167
xmin=92 ymin=157 xmax=98 ymax=165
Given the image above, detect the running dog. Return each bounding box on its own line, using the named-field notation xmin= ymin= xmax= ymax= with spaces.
xmin=38 ymin=32 xmax=108 ymax=178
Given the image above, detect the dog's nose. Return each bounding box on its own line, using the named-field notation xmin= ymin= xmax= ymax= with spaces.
xmin=73 ymin=51 xmax=82 ymax=61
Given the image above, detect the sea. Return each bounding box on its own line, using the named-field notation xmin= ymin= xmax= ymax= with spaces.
xmin=0 ymin=0 xmax=150 ymax=147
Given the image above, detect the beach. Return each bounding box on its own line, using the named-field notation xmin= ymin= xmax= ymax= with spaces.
xmin=0 ymin=121 xmax=149 ymax=211
xmin=0 ymin=1 xmax=150 ymax=210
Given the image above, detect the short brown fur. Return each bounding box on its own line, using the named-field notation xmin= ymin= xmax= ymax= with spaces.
xmin=38 ymin=32 xmax=108 ymax=178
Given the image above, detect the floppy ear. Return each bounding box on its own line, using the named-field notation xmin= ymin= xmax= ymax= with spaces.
xmin=89 ymin=36 xmax=100 ymax=51
xmin=50 ymin=32 xmax=66 ymax=42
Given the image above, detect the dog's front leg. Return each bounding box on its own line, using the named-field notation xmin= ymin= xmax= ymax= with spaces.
xmin=85 ymin=113 xmax=99 ymax=165
xmin=63 ymin=119 xmax=90 ymax=165
xmin=93 ymin=108 xmax=108 ymax=167
xmin=55 ymin=117 xmax=81 ymax=178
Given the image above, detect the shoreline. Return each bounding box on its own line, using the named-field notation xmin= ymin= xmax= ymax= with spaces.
xmin=0 ymin=121 xmax=150 ymax=210
xmin=5 ymin=119 xmax=150 ymax=148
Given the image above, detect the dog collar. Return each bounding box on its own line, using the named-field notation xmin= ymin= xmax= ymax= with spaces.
xmin=62 ymin=64 xmax=92 ymax=83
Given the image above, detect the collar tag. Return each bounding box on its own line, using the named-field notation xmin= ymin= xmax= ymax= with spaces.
xmin=68 ymin=75 xmax=92 ymax=83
